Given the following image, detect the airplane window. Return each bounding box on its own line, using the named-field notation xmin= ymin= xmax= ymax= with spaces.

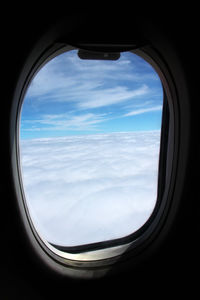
xmin=19 ymin=49 xmax=163 ymax=249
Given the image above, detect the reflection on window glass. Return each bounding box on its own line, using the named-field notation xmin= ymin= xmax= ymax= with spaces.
xmin=19 ymin=50 xmax=163 ymax=247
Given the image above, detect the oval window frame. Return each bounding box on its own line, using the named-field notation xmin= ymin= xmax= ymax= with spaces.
xmin=11 ymin=41 xmax=178 ymax=278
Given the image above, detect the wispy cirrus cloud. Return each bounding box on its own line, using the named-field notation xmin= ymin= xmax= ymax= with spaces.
xmin=78 ymin=84 xmax=149 ymax=109
xmin=26 ymin=50 xmax=156 ymax=110
xmin=21 ymin=50 xmax=163 ymax=138
xmin=27 ymin=66 xmax=150 ymax=110
xmin=124 ymin=105 xmax=162 ymax=117
xmin=22 ymin=112 xmax=109 ymax=132
xmin=26 ymin=50 xmax=133 ymax=99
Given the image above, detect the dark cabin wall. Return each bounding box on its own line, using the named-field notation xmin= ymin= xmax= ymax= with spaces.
xmin=0 ymin=9 xmax=198 ymax=298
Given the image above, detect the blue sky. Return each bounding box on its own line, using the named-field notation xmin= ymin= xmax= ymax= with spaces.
xmin=20 ymin=50 xmax=163 ymax=139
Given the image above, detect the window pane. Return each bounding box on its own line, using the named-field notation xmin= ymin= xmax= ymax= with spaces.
xmin=19 ymin=50 xmax=163 ymax=247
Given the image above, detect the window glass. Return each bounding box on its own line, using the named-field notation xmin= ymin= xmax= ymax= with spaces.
xmin=19 ymin=50 xmax=163 ymax=247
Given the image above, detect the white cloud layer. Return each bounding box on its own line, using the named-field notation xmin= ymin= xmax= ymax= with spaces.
xmin=20 ymin=131 xmax=161 ymax=246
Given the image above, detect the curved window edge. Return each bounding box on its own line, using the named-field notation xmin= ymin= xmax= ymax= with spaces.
xmin=10 ymin=42 xmax=178 ymax=277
